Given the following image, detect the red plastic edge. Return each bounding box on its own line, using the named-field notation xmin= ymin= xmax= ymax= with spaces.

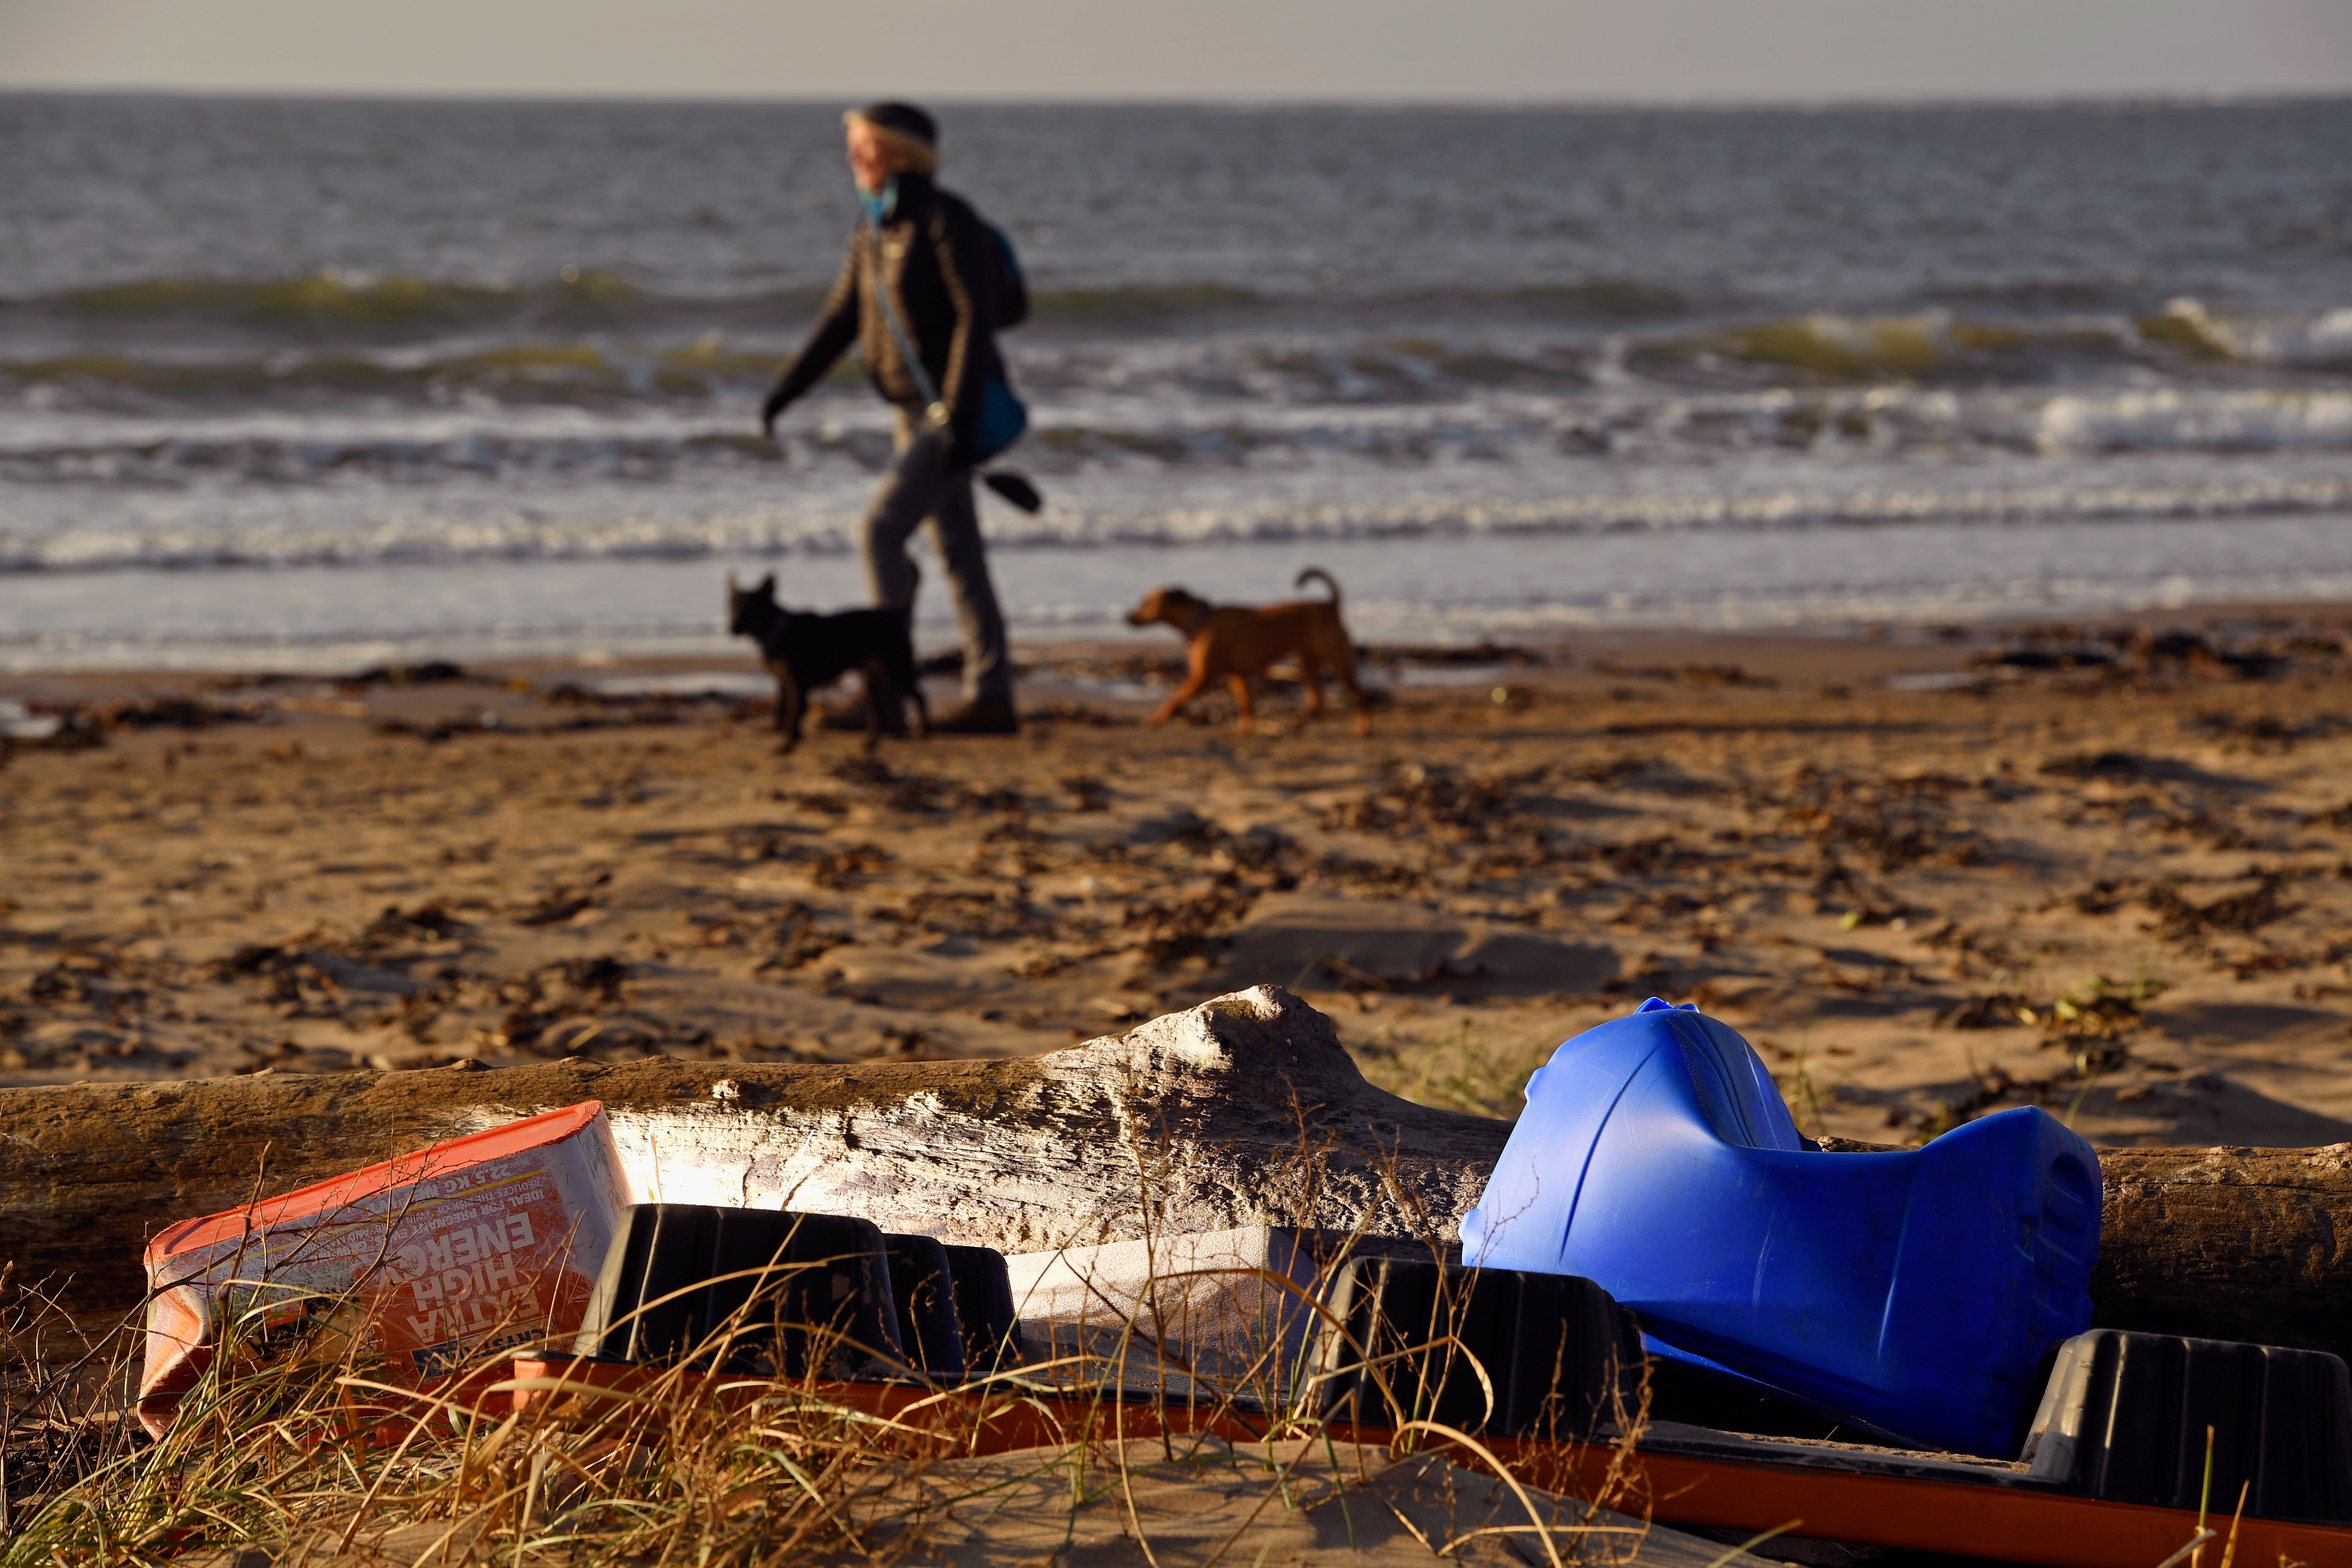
xmin=502 ymin=1358 xmax=2352 ymax=1568
xmin=145 ymin=1100 xmax=605 ymax=1263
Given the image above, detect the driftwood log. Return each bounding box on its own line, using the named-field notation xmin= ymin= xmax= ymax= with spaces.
xmin=3 ymin=985 xmax=2350 ymax=1366
xmin=0 ymin=987 xmax=1503 ymax=1340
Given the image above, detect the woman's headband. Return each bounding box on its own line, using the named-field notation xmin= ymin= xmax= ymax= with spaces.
xmin=844 ymin=107 xmax=939 ymax=176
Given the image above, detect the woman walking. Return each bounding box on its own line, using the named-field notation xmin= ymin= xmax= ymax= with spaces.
xmin=761 ymin=102 xmax=1023 ymax=735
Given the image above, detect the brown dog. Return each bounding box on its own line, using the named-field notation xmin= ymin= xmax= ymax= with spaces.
xmin=1125 ymin=567 xmax=1370 ymax=735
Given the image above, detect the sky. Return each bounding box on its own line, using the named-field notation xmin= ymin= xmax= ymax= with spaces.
xmin=3 ymin=0 xmax=2350 ymax=102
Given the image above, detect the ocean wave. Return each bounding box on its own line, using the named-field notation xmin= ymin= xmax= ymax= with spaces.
xmin=0 ymin=430 xmax=788 ymax=488
xmin=2032 ymin=387 xmax=2352 ymax=453
xmin=1634 ymin=310 xmax=2142 ymax=382
xmin=0 ymin=339 xmax=795 ymax=406
xmin=2 ymin=270 xmax=810 ymax=340
xmin=1635 ymin=303 xmax=2352 ymax=382
xmin=14 ymin=293 xmax=2352 ymax=426
xmin=31 ymin=272 xmax=2352 ymax=377
xmin=8 ymin=473 xmax=2352 ymax=575
xmin=13 ymin=376 xmax=2352 ymax=493
xmin=2137 ymin=298 xmax=2352 ymax=369
xmin=1025 ymin=278 xmax=1690 ymax=323
xmin=2 ymin=334 xmax=1609 ymax=411
xmin=0 ymin=270 xmax=1705 ymax=344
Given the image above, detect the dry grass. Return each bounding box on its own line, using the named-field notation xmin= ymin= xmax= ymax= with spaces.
xmin=1350 ymin=1019 xmax=1557 ymax=1122
xmin=0 ymin=1140 xmax=1657 ymax=1567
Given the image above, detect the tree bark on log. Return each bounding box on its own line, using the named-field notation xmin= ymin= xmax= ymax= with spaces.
xmin=4 ymin=985 xmax=2351 ymax=1369
xmin=2091 ymin=1144 xmax=2352 ymax=1358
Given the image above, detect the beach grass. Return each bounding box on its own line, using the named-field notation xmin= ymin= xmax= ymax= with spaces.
xmin=0 ymin=1149 xmax=1658 ymax=1567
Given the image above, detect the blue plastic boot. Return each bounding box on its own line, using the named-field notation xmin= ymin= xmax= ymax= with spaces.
xmin=1460 ymin=999 xmax=2100 ymax=1456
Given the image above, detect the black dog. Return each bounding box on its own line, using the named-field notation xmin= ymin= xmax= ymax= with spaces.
xmin=726 ymin=573 xmax=928 ymax=752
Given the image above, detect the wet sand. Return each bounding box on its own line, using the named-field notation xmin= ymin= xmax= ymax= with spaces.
xmin=7 ymin=607 xmax=2352 ymax=1150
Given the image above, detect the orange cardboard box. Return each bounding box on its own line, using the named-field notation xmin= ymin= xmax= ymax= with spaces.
xmin=137 ymin=1100 xmax=626 ymax=1435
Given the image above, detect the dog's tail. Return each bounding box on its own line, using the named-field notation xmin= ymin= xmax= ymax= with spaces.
xmin=1295 ymin=566 xmax=1340 ymax=606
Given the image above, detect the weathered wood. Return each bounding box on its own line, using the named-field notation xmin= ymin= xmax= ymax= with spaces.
xmin=0 ymin=986 xmax=1508 ymax=1336
xmin=7 ymin=986 xmax=2352 ymax=1369
xmin=2091 ymin=1144 xmax=2352 ymax=1356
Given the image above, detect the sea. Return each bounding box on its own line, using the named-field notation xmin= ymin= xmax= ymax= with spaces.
xmin=4 ymin=94 xmax=2351 ymax=672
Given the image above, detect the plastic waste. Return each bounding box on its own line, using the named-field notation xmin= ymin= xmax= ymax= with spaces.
xmin=2022 ymin=1328 xmax=2352 ymax=1521
xmin=1312 ymin=1255 xmax=1639 ymax=1437
xmin=571 ymin=1203 xmax=1026 ymax=1382
xmin=883 ymin=1233 xmax=969 ymax=1379
xmin=1460 ymin=999 xmax=2100 ymax=1456
xmin=138 ymin=1100 xmax=626 ymax=1436
xmin=574 ymin=1204 xmax=903 ymax=1377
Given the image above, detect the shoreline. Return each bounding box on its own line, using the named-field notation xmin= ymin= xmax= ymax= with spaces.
xmin=6 ymin=594 xmax=2350 ymax=704
xmin=11 ymin=507 xmax=2352 ymax=679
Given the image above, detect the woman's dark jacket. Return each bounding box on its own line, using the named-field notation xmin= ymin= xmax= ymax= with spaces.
xmin=765 ymin=173 xmax=1004 ymax=466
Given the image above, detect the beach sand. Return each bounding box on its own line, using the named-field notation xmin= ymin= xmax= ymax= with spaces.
xmin=193 ymin=1435 xmax=1769 ymax=1567
xmin=7 ymin=608 xmax=2352 ymax=1151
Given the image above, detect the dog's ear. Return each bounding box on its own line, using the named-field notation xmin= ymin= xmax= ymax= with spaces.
xmin=726 ymin=571 xmax=739 ymax=593
xmin=757 ymin=572 xmax=776 ymax=598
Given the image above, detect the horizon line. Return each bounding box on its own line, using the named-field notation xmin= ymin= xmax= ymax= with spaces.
xmin=5 ymin=83 xmax=2350 ymax=113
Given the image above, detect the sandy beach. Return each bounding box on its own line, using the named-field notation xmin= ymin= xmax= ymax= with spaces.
xmin=7 ymin=606 xmax=2352 ymax=1152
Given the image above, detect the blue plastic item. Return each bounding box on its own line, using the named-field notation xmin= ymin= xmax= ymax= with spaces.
xmin=1460 ymin=999 xmax=2101 ymax=1456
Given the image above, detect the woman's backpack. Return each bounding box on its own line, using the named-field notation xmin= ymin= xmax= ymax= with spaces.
xmin=987 ymin=224 xmax=1028 ymax=331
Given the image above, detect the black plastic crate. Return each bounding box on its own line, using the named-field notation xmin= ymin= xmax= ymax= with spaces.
xmin=940 ymin=1241 xmax=1026 ymax=1375
xmin=881 ymin=1233 xmax=967 ymax=1380
xmin=1311 ymin=1257 xmax=1641 ymax=1438
xmin=2021 ymin=1328 xmax=2352 ymax=1522
xmin=575 ymin=1205 xmax=903 ymax=1378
